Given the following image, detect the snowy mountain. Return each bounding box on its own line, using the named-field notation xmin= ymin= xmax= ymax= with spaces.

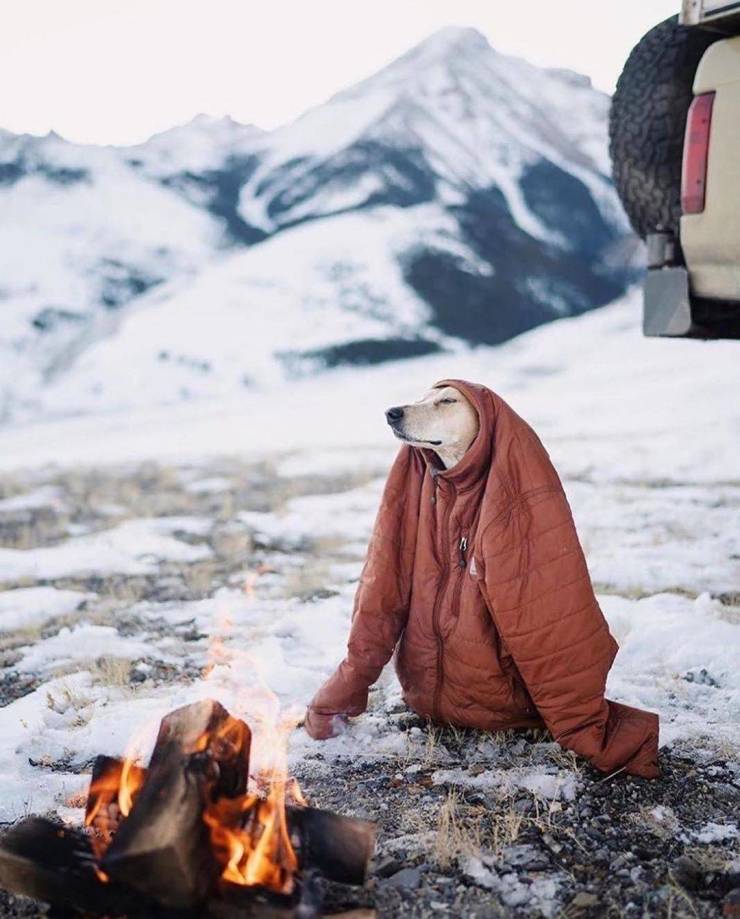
xmin=0 ymin=27 xmax=638 ymax=422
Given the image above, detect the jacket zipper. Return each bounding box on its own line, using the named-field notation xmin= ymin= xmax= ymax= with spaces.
xmin=430 ymin=482 xmax=456 ymax=721
xmin=448 ymin=535 xmax=467 ymax=630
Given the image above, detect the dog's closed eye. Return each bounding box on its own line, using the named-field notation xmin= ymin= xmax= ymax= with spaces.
xmin=437 ymin=398 xmax=457 ymax=405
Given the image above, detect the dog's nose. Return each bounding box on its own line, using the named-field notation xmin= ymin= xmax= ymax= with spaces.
xmin=385 ymin=406 xmax=404 ymax=423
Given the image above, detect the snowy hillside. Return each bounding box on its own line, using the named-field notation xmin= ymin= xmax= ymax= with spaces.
xmin=0 ymin=291 xmax=737 ymax=916
xmin=0 ymin=27 xmax=637 ymax=424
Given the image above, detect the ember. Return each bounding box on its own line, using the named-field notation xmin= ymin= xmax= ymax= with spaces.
xmin=0 ymin=699 xmax=376 ymax=918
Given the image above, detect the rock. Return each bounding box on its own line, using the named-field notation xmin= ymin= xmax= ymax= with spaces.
xmin=373 ymin=854 xmax=404 ymax=878
xmin=723 ymin=887 xmax=740 ymax=916
xmin=672 ymin=855 xmax=703 ymax=891
xmin=683 ymin=667 xmax=720 ymax=687
xmin=542 ymin=833 xmax=563 ymax=853
xmin=502 ymin=844 xmax=550 ymax=871
xmin=513 ymin=798 xmax=534 ymax=815
xmin=571 ymin=891 xmax=599 ymax=908
xmin=381 ymin=867 xmax=423 ymax=889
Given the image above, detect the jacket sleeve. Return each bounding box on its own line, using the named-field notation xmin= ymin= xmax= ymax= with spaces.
xmin=478 ymin=482 xmax=660 ymax=778
xmin=305 ymin=446 xmax=422 ymax=739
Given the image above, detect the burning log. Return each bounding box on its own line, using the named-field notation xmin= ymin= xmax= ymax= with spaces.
xmin=147 ymin=698 xmax=252 ymax=797
xmin=88 ymin=759 xmax=376 ymax=890
xmin=287 ymin=807 xmax=376 ymax=887
xmin=84 ymin=754 xmax=148 ymax=859
xmin=101 ymin=748 xmax=221 ymax=907
xmin=0 ymin=818 xmax=320 ymax=918
xmin=0 ymin=817 xmax=174 ymax=917
xmin=100 ymin=699 xmax=252 ymax=908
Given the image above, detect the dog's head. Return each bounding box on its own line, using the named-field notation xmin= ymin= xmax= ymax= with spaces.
xmin=385 ymin=385 xmax=479 ymax=457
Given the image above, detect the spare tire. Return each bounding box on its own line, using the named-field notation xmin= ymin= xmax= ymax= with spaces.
xmin=609 ymin=16 xmax=720 ymax=241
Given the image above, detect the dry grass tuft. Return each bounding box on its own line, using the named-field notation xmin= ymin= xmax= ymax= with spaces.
xmin=433 ymin=789 xmax=483 ymax=868
xmin=183 ymin=561 xmax=219 ymax=599
xmin=0 ymin=623 xmax=45 ymax=651
xmin=90 ymin=656 xmax=132 ymax=687
xmin=45 ymin=682 xmax=93 ymax=726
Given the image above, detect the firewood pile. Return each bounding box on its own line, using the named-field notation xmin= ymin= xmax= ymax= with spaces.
xmin=0 ymin=700 xmax=376 ymax=918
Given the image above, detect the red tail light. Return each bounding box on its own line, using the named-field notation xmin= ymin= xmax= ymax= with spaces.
xmin=681 ymin=92 xmax=715 ymax=215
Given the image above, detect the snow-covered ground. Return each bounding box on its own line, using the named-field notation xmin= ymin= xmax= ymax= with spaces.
xmin=0 ymin=290 xmax=737 ymax=915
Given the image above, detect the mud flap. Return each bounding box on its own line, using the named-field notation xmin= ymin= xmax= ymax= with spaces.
xmin=643 ymin=266 xmax=693 ymax=336
xmin=644 ymin=266 xmax=740 ymax=339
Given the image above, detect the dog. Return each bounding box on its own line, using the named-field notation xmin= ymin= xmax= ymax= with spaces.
xmin=384 ymin=384 xmax=479 ymax=470
xmin=304 ymin=377 xmax=660 ymax=779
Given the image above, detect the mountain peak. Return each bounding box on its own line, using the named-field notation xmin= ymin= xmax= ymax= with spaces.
xmin=388 ymin=25 xmax=492 ymax=74
xmin=414 ymin=25 xmax=491 ymax=55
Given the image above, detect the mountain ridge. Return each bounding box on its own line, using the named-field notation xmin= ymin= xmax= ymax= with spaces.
xmin=0 ymin=26 xmax=637 ymax=423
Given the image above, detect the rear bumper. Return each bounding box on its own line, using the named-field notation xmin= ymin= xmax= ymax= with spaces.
xmin=644 ymin=266 xmax=740 ymax=338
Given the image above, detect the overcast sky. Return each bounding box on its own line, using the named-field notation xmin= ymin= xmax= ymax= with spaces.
xmin=2 ymin=0 xmax=679 ymax=146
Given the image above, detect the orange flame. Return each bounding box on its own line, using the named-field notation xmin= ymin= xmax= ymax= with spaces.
xmin=203 ymin=775 xmax=299 ymax=893
xmin=84 ymin=563 xmax=306 ymax=895
xmin=84 ymin=756 xmax=147 ymax=870
xmin=197 ymin=567 xmax=306 ymax=892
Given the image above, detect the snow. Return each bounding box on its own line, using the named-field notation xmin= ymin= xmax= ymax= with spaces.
xmin=240 ymin=478 xmax=385 ymax=548
xmin=16 ymin=624 xmax=156 ymax=674
xmin=28 ymin=205 xmax=455 ymax=418
xmin=462 ymin=854 xmax=564 ymax=916
xmin=694 ymin=822 xmax=739 ymax=843
xmin=0 ymin=517 xmax=211 ymax=580
xmin=124 ymin=114 xmax=264 ymax=176
xmin=0 ymin=25 xmax=626 ymax=425
xmin=569 ymin=481 xmax=740 ymax=596
xmin=0 ymin=139 xmax=221 ymax=407
xmin=1 ymin=290 xmax=737 ymax=485
xmin=0 ymin=586 xmax=90 ymax=632
xmin=0 ymin=485 xmax=65 ymax=512
xmin=184 ymin=476 xmax=232 ymax=495
xmin=432 ymin=767 xmax=579 ymax=801
xmin=236 ymin=26 xmax=617 ymax=242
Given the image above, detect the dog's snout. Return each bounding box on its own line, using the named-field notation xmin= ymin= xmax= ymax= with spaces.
xmin=385 ymin=406 xmax=404 ymax=424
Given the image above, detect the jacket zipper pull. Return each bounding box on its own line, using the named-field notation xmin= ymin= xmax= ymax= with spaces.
xmin=431 ymin=477 xmax=438 ymax=505
xmin=459 ymin=535 xmax=468 ymax=567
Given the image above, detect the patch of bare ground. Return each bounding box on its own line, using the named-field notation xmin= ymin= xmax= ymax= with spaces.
xmin=292 ymin=726 xmax=739 ymax=918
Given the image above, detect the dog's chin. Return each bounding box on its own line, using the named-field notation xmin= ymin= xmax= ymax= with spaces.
xmin=391 ymin=427 xmax=442 ymax=447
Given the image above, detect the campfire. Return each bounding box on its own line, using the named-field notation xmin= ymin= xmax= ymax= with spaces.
xmin=0 ymin=699 xmax=376 ymax=917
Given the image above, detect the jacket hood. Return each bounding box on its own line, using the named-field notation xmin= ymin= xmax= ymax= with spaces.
xmin=418 ymin=378 xmax=498 ymax=492
xmin=417 ymin=379 xmax=532 ymax=500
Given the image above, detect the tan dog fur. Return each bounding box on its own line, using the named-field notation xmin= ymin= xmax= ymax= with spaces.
xmin=385 ymin=385 xmax=480 ymax=469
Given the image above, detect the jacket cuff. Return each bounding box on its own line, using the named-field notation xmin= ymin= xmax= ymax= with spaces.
xmin=308 ymin=659 xmax=370 ymax=720
xmin=594 ymin=701 xmax=660 ymax=778
xmin=304 ymin=707 xmax=348 ymax=740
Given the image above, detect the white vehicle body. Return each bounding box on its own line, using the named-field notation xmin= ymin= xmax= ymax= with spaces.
xmin=681 ymin=0 xmax=740 ymax=26
xmin=680 ymin=35 xmax=740 ymax=301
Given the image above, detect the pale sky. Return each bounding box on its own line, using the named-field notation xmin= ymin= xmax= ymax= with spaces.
xmin=1 ymin=0 xmax=679 ymax=146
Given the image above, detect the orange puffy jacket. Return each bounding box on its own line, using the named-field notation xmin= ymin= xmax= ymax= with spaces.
xmin=305 ymin=378 xmax=660 ymax=778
